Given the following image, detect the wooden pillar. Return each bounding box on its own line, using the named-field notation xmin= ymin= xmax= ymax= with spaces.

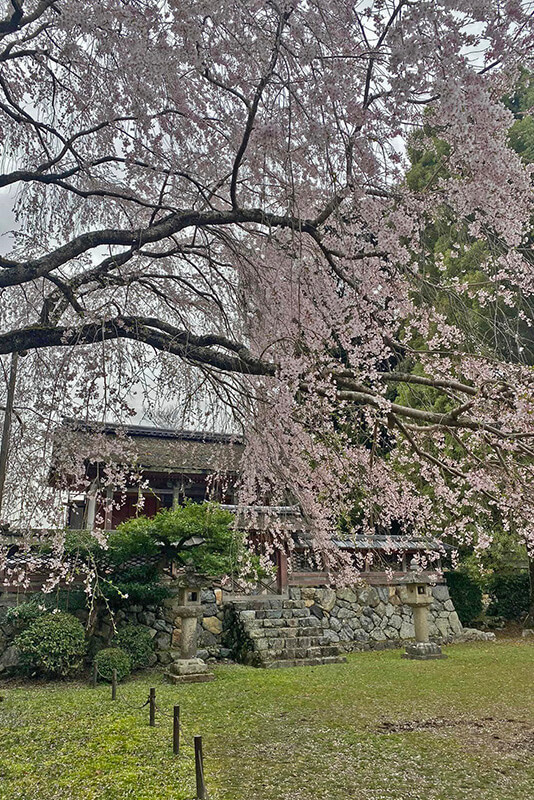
xmin=276 ymin=549 xmax=288 ymax=595
xmin=104 ymin=486 xmax=114 ymax=530
xmin=86 ymin=480 xmax=98 ymax=530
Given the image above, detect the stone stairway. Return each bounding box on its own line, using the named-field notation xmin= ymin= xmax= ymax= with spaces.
xmin=223 ymin=595 xmax=347 ymax=668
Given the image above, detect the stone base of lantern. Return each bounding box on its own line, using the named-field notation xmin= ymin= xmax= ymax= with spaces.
xmin=164 ymin=657 xmax=215 ymax=684
xmin=402 ymin=641 xmax=447 ymax=660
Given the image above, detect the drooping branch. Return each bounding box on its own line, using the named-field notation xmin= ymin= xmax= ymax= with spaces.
xmin=229 ymin=4 xmax=292 ymax=208
xmin=1 ymin=313 xmax=528 ymax=451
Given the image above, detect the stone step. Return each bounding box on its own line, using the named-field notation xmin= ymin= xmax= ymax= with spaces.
xmin=228 ymin=596 xmax=287 ymax=609
xmin=247 ymin=618 xmax=323 ymax=630
xmin=281 ymin=599 xmax=309 ymax=610
xmin=262 ymin=636 xmax=315 ymax=651
xmin=243 ymin=618 xmax=313 ymax=629
xmin=247 ymin=625 xmax=324 ymax=639
xmin=226 ymin=595 xmax=349 ymax=670
xmin=306 ymin=645 xmax=344 ymax=658
xmin=247 ymin=608 xmax=311 ymax=620
xmin=229 ymin=597 xmax=308 ymax=611
xmin=260 ymin=634 xmax=334 ymax=649
xmin=250 ymin=635 xmax=326 ymax=649
xmin=261 ymin=655 xmax=347 ymax=669
xmin=262 ymin=645 xmax=344 ymax=660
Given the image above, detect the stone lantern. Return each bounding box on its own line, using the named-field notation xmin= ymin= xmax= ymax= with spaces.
xmin=165 ymin=577 xmax=215 ymax=684
xmin=398 ymin=559 xmax=447 ymax=660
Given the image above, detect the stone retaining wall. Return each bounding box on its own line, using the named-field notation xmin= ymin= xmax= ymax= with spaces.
xmin=0 ymin=579 xmax=464 ymax=671
xmin=173 ymin=580 xmax=464 ymax=660
xmin=0 ymin=587 xmax=228 ymax=671
xmin=285 ymin=583 xmax=463 ymax=651
xmin=91 ymin=586 xmax=229 ymax=667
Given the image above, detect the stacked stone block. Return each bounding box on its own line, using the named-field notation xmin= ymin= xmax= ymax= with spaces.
xmin=217 ymin=582 xmax=463 ymax=667
xmin=223 ymin=596 xmax=348 ymax=668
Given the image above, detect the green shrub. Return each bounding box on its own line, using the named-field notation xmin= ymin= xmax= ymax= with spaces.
xmin=94 ymin=647 xmax=132 ymax=682
xmin=106 ymin=580 xmax=170 ymax=609
xmin=63 ymin=529 xmax=104 ymax=558
xmin=15 ymin=612 xmax=87 ymax=678
xmin=5 ymin=590 xmax=88 ymax=631
xmin=487 ymin=572 xmax=530 ymax=620
xmin=104 ymin=564 xmax=169 ymax=609
xmin=5 ymin=597 xmax=47 ymax=630
xmin=445 ymin=571 xmax=483 ymax=625
xmin=114 ymin=624 xmax=153 ymax=669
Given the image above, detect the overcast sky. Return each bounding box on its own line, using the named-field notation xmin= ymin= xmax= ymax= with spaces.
xmin=0 ymin=188 xmax=16 ymax=255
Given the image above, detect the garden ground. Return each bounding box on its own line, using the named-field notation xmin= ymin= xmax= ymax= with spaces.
xmin=0 ymin=639 xmax=533 ymax=800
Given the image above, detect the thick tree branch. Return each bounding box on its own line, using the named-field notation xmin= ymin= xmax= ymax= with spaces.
xmin=336 ymin=389 xmax=527 ymax=440
xmin=0 ymin=0 xmax=57 ymax=37
xmin=335 ymin=371 xmax=478 ymax=397
xmin=0 ymin=317 xmax=277 ymax=376
xmin=0 ymin=207 xmax=316 ymax=288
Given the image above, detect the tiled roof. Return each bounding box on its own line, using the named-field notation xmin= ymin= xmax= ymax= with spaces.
xmin=293 ymin=531 xmax=448 ymax=552
xmin=335 ymin=535 xmax=447 ymax=552
xmin=62 ymin=419 xmax=244 ymax=445
xmin=53 ymin=419 xmax=244 ymax=475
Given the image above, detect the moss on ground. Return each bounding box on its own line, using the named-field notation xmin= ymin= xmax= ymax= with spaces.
xmin=0 ymin=639 xmax=533 ymax=800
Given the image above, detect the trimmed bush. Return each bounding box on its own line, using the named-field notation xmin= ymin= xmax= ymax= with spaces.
xmin=5 ymin=597 xmax=47 ymax=631
xmin=114 ymin=624 xmax=153 ymax=669
xmin=445 ymin=571 xmax=483 ymax=626
xmin=106 ymin=581 xmax=170 ymax=609
xmin=5 ymin=591 xmax=88 ymax=628
xmin=487 ymin=572 xmax=530 ymax=620
xmin=103 ymin=563 xmax=170 ymax=610
xmin=94 ymin=647 xmax=132 ymax=682
xmin=15 ymin=612 xmax=87 ymax=678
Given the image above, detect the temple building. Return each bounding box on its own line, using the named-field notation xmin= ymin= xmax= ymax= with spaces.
xmin=51 ymin=420 xmax=243 ymax=531
xmin=50 ymin=418 xmax=446 ymax=591
xmin=0 ymin=420 xmax=462 ymax=672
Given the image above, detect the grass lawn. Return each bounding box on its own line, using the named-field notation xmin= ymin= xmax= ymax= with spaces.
xmin=0 ymin=639 xmax=533 ymax=800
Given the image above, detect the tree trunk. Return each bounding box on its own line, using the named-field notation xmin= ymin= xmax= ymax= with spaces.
xmin=0 ymin=351 xmax=18 ymax=517
xmin=525 ymin=554 xmax=534 ymax=630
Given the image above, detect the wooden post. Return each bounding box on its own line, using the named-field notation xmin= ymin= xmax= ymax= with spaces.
xmin=104 ymin=485 xmax=114 ymax=530
xmin=85 ymin=480 xmax=98 ymax=530
xmin=194 ymin=736 xmax=207 ymax=799
xmin=149 ymin=687 xmax=156 ymax=727
xmin=92 ymin=662 xmax=98 ymax=688
xmin=173 ymin=705 xmax=180 ymax=755
xmin=276 ymin=549 xmax=288 ymax=594
xmin=111 ymin=669 xmax=117 ymax=700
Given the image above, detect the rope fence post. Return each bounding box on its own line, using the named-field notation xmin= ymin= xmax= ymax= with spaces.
xmin=92 ymin=662 xmax=97 ymax=688
xmin=173 ymin=706 xmax=180 ymax=755
xmin=195 ymin=735 xmax=208 ymax=799
xmin=149 ymin=687 xmax=156 ymax=727
xmin=111 ymin=669 xmax=117 ymax=701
